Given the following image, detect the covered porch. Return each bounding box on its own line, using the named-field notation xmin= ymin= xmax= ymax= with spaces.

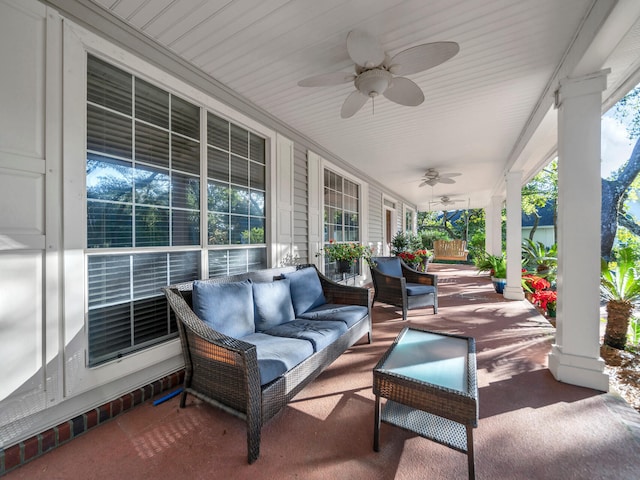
xmin=4 ymin=0 xmax=640 ymax=473
xmin=5 ymin=264 xmax=640 ymax=479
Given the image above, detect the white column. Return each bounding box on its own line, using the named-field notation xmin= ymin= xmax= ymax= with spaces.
xmin=485 ymin=195 xmax=503 ymax=257
xmin=503 ymin=172 xmax=525 ymax=300
xmin=548 ymin=70 xmax=610 ymax=391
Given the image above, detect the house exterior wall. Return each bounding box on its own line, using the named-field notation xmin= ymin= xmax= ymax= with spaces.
xmin=0 ymin=0 xmax=416 ymax=450
xmin=293 ymin=141 xmax=309 ymax=264
xmin=522 ymin=226 xmax=555 ymax=247
xmin=368 ymin=186 xmax=384 ymax=255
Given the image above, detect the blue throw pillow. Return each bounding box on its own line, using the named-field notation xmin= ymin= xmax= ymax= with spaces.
xmin=283 ymin=267 xmax=326 ymax=315
xmin=252 ymin=279 xmax=295 ymax=331
xmin=192 ymin=280 xmax=255 ymax=338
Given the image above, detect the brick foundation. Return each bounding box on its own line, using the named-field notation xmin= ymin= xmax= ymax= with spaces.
xmin=0 ymin=370 xmax=184 ymax=476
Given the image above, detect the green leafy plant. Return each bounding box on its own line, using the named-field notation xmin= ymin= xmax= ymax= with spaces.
xmin=601 ymin=246 xmax=640 ymax=350
xmin=627 ymin=316 xmax=640 ymax=351
xmin=522 ymin=239 xmax=557 ymax=282
xmin=474 ymin=252 xmax=506 ymax=278
xmin=319 ymin=240 xmax=372 ymax=265
xmin=390 ymin=231 xmax=422 ymax=255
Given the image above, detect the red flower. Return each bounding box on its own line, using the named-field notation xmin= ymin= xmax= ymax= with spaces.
xmin=532 ymin=290 xmax=557 ymax=310
xmin=399 ymin=252 xmax=416 ymax=262
xmin=522 ymin=274 xmax=550 ymax=292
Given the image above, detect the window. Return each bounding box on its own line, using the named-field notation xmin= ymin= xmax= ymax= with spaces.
xmin=206 ymin=112 xmax=267 ymax=276
xmin=85 ymin=55 xmax=267 ymax=366
xmin=323 ymin=169 xmax=361 ymax=281
xmin=405 ymin=207 xmax=415 ymax=233
xmin=86 ymin=57 xmax=200 ymax=248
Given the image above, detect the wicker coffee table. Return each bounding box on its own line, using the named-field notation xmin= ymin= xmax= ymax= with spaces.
xmin=373 ymin=327 xmax=478 ymax=479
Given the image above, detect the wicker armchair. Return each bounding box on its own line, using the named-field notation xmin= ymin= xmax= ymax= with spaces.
xmin=369 ymin=256 xmax=438 ymax=320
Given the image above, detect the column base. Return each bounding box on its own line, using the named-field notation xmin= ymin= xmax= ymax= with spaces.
xmin=548 ymin=345 xmax=609 ymax=391
xmin=503 ymin=286 xmax=525 ymax=300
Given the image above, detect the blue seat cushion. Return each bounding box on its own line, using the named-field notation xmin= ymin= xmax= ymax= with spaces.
xmin=252 ymin=279 xmax=295 ymax=331
xmin=240 ymin=333 xmax=314 ymax=386
xmin=374 ymin=257 xmax=403 ymax=277
xmin=298 ymin=304 xmax=368 ymax=328
xmin=282 ymin=267 xmax=326 ymax=315
xmin=262 ymin=319 xmax=347 ymax=352
xmin=405 ymin=283 xmax=436 ymax=296
xmin=192 ymin=280 xmax=255 ymax=338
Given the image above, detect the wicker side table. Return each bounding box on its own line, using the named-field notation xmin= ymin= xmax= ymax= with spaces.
xmin=373 ymin=327 xmax=478 ymax=480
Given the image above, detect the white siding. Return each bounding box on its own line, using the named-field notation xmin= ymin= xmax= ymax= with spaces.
xmin=293 ymin=142 xmax=309 ymax=264
xmin=368 ymin=185 xmax=383 ymax=254
xmin=0 ymin=0 xmax=49 ymax=429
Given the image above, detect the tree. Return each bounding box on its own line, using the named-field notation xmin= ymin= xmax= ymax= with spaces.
xmin=417 ymin=208 xmax=485 ymax=261
xmin=602 ymin=86 xmax=640 ymax=259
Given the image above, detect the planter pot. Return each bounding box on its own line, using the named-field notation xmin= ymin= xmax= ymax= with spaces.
xmin=546 ymin=304 xmax=556 ymax=318
xmin=337 ymin=260 xmax=352 ymax=274
xmin=491 ymin=277 xmax=506 ymax=294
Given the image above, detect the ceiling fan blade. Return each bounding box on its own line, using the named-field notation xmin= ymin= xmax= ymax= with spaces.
xmin=438 ymin=177 xmax=456 ymax=184
xmin=420 ymin=178 xmax=438 ymax=187
xmin=383 ymin=77 xmax=424 ymax=106
xmin=347 ymin=30 xmax=385 ymax=69
xmin=341 ymin=90 xmax=369 ymax=118
xmin=388 ymin=41 xmax=459 ymax=76
xmin=441 ymin=172 xmax=462 ymax=178
xmin=298 ymin=72 xmax=356 ymax=87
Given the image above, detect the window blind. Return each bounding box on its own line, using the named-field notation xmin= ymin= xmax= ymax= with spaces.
xmin=85 ymin=54 xmax=268 ymax=365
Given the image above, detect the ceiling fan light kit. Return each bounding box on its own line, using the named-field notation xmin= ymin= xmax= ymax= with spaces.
xmin=355 ymin=69 xmax=392 ymax=97
xmin=298 ymin=30 xmax=459 ymax=118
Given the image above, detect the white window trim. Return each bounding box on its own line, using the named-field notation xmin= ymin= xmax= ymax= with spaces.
xmin=316 ymin=158 xmax=369 ymax=284
xmin=382 ymin=194 xmax=399 ymax=256
xmin=403 ymin=204 xmax=417 ymax=233
xmin=61 ymin=20 xmax=277 ymax=397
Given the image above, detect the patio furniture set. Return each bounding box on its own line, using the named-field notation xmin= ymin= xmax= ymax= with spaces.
xmin=164 ymin=257 xmax=478 ymax=478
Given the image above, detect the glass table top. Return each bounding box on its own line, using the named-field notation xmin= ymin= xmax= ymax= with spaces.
xmin=377 ymin=328 xmax=469 ymax=393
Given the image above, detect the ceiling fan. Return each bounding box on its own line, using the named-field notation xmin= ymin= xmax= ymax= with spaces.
xmin=298 ymin=30 xmax=459 ymax=118
xmin=431 ymin=195 xmax=465 ymax=207
xmin=419 ymin=168 xmax=461 ymax=187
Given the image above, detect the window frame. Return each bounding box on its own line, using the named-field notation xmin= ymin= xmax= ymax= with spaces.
xmin=403 ymin=205 xmax=416 ymax=234
xmin=61 ymin=22 xmax=276 ymax=396
xmin=318 ymin=159 xmax=369 ymax=282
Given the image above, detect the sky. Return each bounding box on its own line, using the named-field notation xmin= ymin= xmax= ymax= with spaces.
xmin=601 ymin=109 xmax=635 ymax=178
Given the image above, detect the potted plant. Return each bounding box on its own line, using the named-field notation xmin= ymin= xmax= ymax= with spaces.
xmin=474 ymin=252 xmax=507 ymax=293
xmin=522 ymin=273 xmax=551 ymax=302
xmin=532 ymin=289 xmax=557 ymax=318
xmin=397 ymin=248 xmax=431 ymax=271
xmin=320 ymin=240 xmax=372 ymax=273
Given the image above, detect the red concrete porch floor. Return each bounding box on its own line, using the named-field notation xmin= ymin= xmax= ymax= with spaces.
xmin=6 ymin=264 xmax=640 ymax=479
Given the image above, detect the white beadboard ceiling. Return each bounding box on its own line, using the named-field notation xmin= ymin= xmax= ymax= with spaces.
xmin=88 ymin=0 xmax=640 ymax=210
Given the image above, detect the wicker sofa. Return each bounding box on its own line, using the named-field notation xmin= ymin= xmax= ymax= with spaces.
xmin=163 ymin=265 xmax=372 ymax=464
